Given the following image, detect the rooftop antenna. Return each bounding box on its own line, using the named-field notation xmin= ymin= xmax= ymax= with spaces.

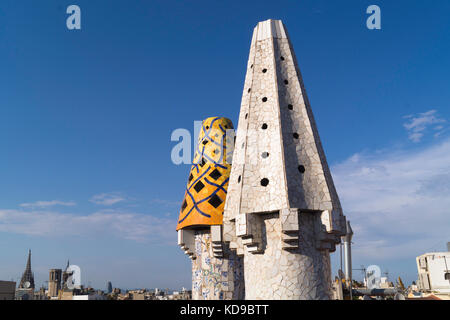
xmin=352 ymin=265 xmax=367 ymax=287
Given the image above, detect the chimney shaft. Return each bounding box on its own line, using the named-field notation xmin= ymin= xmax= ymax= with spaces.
xmin=342 ymin=221 xmax=353 ymax=283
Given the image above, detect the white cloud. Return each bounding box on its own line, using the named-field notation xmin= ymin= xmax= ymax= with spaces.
xmin=19 ymin=200 xmax=76 ymax=208
xmin=403 ymin=109 xmax=446 ymax=142
xmin=0 ymin=208 xmax=175 ymax=243
xmin=332 ymin=138 xmax=450 ymax=261
xmin=89 ymin=192 xmax=126 ymax=206
xmin=150 ymin=199 xmax=180 ymax=207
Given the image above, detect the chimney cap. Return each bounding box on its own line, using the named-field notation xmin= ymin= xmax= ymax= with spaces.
xmin=254 ymin=19 xmax=288 ymax=40
xmin=341 ymin=221 xmax=353 ymax=242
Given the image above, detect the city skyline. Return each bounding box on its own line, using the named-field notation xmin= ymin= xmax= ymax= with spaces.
xmin=1 ymin=0 xmax=449 ymax=290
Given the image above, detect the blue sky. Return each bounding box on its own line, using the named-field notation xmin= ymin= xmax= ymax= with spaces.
xmin=0 ymin=0 xmax=449 ymax=289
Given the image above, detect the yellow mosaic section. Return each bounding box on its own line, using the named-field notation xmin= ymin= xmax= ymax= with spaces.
xmin=176 ymin=117 xmax=234 ymax=230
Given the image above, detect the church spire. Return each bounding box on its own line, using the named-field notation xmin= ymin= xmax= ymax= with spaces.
xmin=19 ymin=249 xmax=35 ymax=289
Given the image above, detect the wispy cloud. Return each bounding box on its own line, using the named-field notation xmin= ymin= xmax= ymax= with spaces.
xmin=403 ymin=109 xmax=446 ymax=142
xmin=0 ymin=208 xmax=175 ymax=243
xmin=89 ymin=192 xmax=126 ymax=206
xmin=333 ymin=138 xmax=450 ymax=260
xmin=150 ymin=199 xmax=180 ymax=207
xmin=20 ymin=200 xmax=76 ymax=208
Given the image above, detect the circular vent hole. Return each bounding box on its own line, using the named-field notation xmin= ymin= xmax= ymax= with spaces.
xmin=261 ymin=152 xmax=269 ymax=158
xmin=248 ymin=88 xmax=251 ymax=93
xmin=260 ymin=178 xmax=269 ymax=187
xmin=261 ymin=123 xmax=268 ymax=130
xmin=262 ymin=97 xmax=268 ymax=102
xmin=288 ymin=104 xmax=293 ymax=110
xmin=284 ymin=80 xmax=289 ymax=85
xmin=262 ymin=68 xmax=267 ymax=73
xmin=280 ymin=56 xmax=285 ymax=61
xmin=293 ymin=133 xmax=299 ymax=139
xmin=298 ymin=165 xmax=305 ymax=173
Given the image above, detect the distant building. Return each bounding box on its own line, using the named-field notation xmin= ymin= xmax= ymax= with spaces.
xmin=0 ymin=281 xmax=16 ymax=300
xmin=170 ymin=288 xmax=192 ymax=300
xmin=16 ymin=249 xmax=35 ymax=300
xmin=48 ymin=269 xmax=62 ymax=298
xmin=72 ymin=294 xmax=106 ymax=300
xmin=107 ymin=281 xmax=112 ymax=294
xmin=18 ymin=249 xmax=35 ymax=290
xmin=34 ymin=287 xmax=48 ymax=300
xmin=103 ymin=288 xmax=191 ymax=301
xmin=112 ymin=287 xmax=121 ymax=294
xmin=129 ymin=290 xmax=145 ymax=300
xmin=154 ymin=288 xmax=163 ymax=296
xmin=58 ymin=285 xmax=106 ymax=300
xmin=380 ymin=277 xmax=394 ymax=289
xmin=417 ymin=251 xmax=450 ymax=294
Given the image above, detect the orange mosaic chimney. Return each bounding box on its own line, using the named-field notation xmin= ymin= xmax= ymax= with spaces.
xmin=176 ymin=117 xmax=244 ymax=300
xmin=176 ymin=117 xmax=234 ymax=230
